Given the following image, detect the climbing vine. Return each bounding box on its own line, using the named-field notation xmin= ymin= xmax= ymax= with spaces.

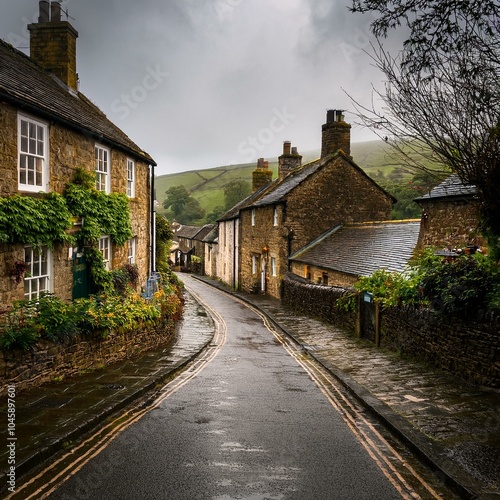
xmin=0 ymin=192 xmax=74 ymax=248
xmin=64 ymin=169 xmax=132 ymax=246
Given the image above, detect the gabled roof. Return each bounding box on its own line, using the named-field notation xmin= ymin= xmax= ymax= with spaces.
xmin=415 ymin=174 xmax=477 ymax=202
xmin=193 ymin=224 xmax=216 ymax=242
xmin=203 ymin=226 xmax=219 ymax=243
xmin=248 ymin=151 xmax=396 ymax=209
xmin=290 ymin=220 xmax=421 ymax=277
xmin=174 ymin=225 xmax=204 ymax=239
xmin=0 ymin=38 xmax=155 ymax=165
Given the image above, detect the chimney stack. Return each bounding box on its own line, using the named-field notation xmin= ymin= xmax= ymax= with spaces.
xmin=278 ymin=141 xmax=302 ymax=181
xmin=28 ymin=1 xmax=79 ymax=90
xmin=321 ymin=109 xmax=351 ymax=158
xmin=252 ymin=158 xmax=273 ymax=192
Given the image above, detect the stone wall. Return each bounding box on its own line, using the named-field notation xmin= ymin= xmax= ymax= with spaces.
xmin=286 ymin=155 xmax=393 ymax=255
xmin=289 ymin=262 xmax=358 ymax=288
xmin=239 ymin=205 xmax=287 ymax=297
xmin=380 ymin=306 xmax=500 ymax=388
xmin=417 ymin=198 xmax=485 ymax=250
xmin=282 ymin=272 xmax=500 ymax=388
xmin=282 ymin=272 xmax=356 ymax=334
xmin=0 ymin=321 xmax=177 ymax=396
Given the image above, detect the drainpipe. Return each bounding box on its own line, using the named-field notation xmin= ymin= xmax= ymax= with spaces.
xmin=150 ymin=164 xmax=156 ymax=274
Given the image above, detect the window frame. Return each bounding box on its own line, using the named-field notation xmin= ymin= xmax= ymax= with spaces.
xmin=128 ymin=237 xmax=137 ymax=265
xmin=99 ymin=236 xmax=112 ymax=270
xmin=18 ymin=114 xmax=49 ymax=192
xmin=24 ymin=245 xmax=52 ymax=300
xmin=252 ymin=255 xmax=258 ymax=275
xmin=126 ymin=158 xmax=135 ymax=198
xmin=95 ymin=144 xmax=111 ymax=193
xmin=271 ymin=256 xmax=277 ymax=277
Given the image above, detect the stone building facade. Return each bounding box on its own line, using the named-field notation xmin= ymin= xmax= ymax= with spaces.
xmin=0 ymin=3 xmax=155 ymax=309
xmin=236 ymin=110 xmax=394 ymax=298
xmin=415 ymin=175 xmax=485 ymax=250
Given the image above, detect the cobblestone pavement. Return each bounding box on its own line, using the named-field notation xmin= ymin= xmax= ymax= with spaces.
xmin=194 ymin=276 xmax=500 ymax=500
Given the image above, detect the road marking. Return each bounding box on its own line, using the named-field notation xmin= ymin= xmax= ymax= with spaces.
xmin=8 ymin=285 xmax=227 ymax=500
xmin=239 ymin=299 xmax=444 ymax=500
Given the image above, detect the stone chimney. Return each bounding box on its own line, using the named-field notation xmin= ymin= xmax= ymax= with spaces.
xmin=278 ymin=141 xmax=302 ymax=181
xmin=252 ymin=158 xmax=273 ymax=192
xmin=321 ymin=109 xmax=351 ymax=158
xmin=28 ymin=1 xmax=79 ymax=90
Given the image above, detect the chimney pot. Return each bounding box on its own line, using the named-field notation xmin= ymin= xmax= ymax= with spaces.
xmin=263 ymin=160 xmax=269 ymax=168
xmin=291 ymin=147 xmax=298 ymax=155
xmin=283 ymin=141 xmax=291 ymax=155
xmin=257 ymin=158 xmax=264 ymax=169
xmin=39 ymin=1 xmax=50 ymax=22
xmin=51 ymin=1 xmax=62 ymax=22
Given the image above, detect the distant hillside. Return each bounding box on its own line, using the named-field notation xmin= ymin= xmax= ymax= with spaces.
xmin=155 ymin=140 xmax=436 ymax=219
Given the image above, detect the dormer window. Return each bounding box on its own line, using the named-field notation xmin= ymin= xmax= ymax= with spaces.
xmin=18 ymin=114 xmax=49 ymax=192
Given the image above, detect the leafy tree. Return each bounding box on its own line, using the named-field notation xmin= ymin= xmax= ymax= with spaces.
xmin=381 ymin=171 xmax=448 ymax=219
xmin=163 ymin=185 xmax=205 ymax=224
xmin=163 ymin=185 xmax=191 ymax=217
xmin=349 ymin=0 xmax=500 ymax=257
xmin=205 ymin=205 xmax=226 ymax=224
xmin=156 ymin=213 xmax=173 ymax=242
xmin=223 ymin=179 xmax=251 ymax=210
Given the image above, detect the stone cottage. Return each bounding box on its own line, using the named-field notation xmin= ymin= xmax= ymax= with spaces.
xmin=212 ymin=110 xmax=395 ymax=298
xmin=0 ymin=1 xmax=156 ymax=308
xmin=289 ymin=220 xmax=421 ymax=287
xmin=414 ymin=174 xmax=485 ymax=250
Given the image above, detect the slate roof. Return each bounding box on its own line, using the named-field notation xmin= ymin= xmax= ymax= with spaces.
xmin=415 ymin=174 xmax=477 ymax=202
xmin=203 ymin=226 xmax=219 ymax=243
xmin=193 ymin=224 xmax=216 ymax=242
xmin=249 ymin=152 xmax=396 ymax=208
xmin=290 ymin=221 xmax=421 ymax=277
xmin=174 ymin=225 xmax=204 ymax=240
xmin=0 ymin=38 xmax=155 ymax=165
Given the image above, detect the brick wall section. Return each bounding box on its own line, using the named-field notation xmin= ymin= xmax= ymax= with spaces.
xmin=0 ymin=102 xmax=152 ymax=308
xmin=282 ymin=273 xmax=500 ymax=388
xmin=0 ymin=320 xmax=177 ymax=396
xmin=286 ymin=156 xmax=393 ymax=254
xmin=418 ymin=199 xmax=485 ymax=249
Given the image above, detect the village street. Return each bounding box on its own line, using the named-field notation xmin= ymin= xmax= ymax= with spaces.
xmin=46 ymin=275 xmax=454 ymax=500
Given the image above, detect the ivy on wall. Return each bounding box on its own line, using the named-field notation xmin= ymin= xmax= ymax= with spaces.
xmin=0 ymin=168 xmax=133 ymax=291
xmin=0 ymin=193 xmax=74 ymax=248
xmin=64 ymin=168 xmax=132 ymax=246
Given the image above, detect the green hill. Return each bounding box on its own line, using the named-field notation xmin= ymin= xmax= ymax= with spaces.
xmin=155 ymin=140 xmax=440 ymax=220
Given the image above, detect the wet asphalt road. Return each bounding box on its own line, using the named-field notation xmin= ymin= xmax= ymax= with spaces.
xmin=50 ymin=275 xmax=403 ymax=500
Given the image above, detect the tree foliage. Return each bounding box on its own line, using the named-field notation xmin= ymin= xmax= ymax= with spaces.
xmin=223 ymin=179 xmax=251 ymax=210
xmin=349 ymin=0 xmax=500 ymax=255
xmin=163 ymin=185 xmax=205 ymax=224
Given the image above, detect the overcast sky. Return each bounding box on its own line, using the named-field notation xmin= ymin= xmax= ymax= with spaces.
xmin=1 ymin=0 xmax=393 ymax=175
